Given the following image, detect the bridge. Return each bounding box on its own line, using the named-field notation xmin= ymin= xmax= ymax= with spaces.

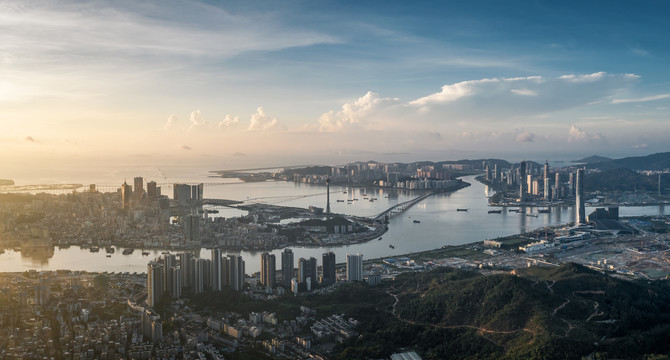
xmin=371 ymin=192 xmax=434 ymax=222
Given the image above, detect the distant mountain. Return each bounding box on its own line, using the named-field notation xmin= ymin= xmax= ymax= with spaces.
xmin=572 ymin=155 xmax=612 ymax=164
xmin=587 ymin=151 xmax=670 ymax=171
xmin=439 ymin=159 xmax=512 ymax=170
xmin=584 ymin=168 xmax=658 ymax=192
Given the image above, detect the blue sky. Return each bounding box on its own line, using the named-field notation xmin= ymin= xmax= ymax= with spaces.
xmin=2 ymin=0 xmax=669 ymax=175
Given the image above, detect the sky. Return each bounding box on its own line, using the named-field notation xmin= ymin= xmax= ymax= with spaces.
xmin=2 ymin=0 xmax=670 ymax=181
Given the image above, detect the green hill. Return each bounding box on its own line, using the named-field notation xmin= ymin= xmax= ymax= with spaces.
xmin=332 ymin=264 xmax=670 ymax=360
xmin=573 ymin=155 xmax=612 ymax=164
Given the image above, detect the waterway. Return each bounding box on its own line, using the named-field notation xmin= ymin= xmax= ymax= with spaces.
xmin=0 ymin=175 xmax=667 ymax=274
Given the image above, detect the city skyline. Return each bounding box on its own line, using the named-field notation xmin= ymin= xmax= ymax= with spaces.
xmin=2 ymin=1 xmax=670 ymax=179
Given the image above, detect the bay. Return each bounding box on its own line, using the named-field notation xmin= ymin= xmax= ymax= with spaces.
xmin=0 ymin=175 xmax=667 ymax=274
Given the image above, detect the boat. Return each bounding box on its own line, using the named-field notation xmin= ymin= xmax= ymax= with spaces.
xmin=526 ymin=214 xmax=539 ymax=218
xmin=538 ymin=209 xmax=551 ymax=214
xmin=105 ymin=246 xmax=115 ymax=254
xmin=488 ymin=210 xmax=502 ymax=214
xmin=509 ymin=209 xmax=520 ymax=213
xmin=90 ymin=246 xmax=100 ymax=252
xmin=413 ymin=220 xmax=421 ymax=223
xmin=389 ymin=244 xmax=395 ymax=249
xmin=142 ymin=251 xmax=150 ymax=256
xmin=122 ymin=248 xmax=135 ymax=255
xmin=457 ymin=208 xmax=468 ymax=212
xmin=106 ymin=254 xmax=111 ymax=258
xmin=378 ymin=237 xmax=382 ymax=240
xmin=337 ymin=200 xmax=344 ymax=202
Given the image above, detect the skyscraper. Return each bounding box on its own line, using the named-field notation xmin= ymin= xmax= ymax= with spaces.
xmin=543 ymin=177 xmax=551 ymax=200
xmin=346 ymin=253 xmax=363 ymax=281
xmin=121 ymin=180 xmax=132 ymax=209
xmin=180 ymin=252 xmax=193 ymax=289
xmin=519 ymin=161 xmax=527 ymax=202
xmin=184 ymin=215 xmax=200 ymax=243
xmin=321 ymin=252 xmax=336 ymax=285
xmin=260 ymin=252 xmax=276 ymax=288
xmin=134 ymin=176 xmax=144 ymax=201
xmin=147 ymin=181 xmax=158 ymax=200
xmin=554 ymin=173 xmax=561 ymax=200
xmin=298 ymin=257 xmax=317 ymax=285
xmin=211 ymin=248 xmax=222 ymax=291
xmin=147 ymin=261 xmax=164 ymax=307
xmin=227 ymin=255 xmax=245 ymax=291
xmin=281 ymin=249 xmax=294 ymax=287
xmin=576 ymin=168 xmax=585 ymax=225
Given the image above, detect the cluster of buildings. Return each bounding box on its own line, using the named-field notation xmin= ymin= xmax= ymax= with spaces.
xmin=291 ymin=161 xmax=467 ymax=190
xmin=147 ymin=251 xmax=245 ymax=307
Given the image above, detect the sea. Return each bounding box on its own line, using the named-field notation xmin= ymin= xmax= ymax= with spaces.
xmin=0 ymin=170 xmax=667 ymax=274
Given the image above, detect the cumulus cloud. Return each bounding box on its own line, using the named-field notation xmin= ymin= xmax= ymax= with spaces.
xmin=180 ymin=145 xmax=192 ymax=150
xmin=632 ymin=143 xmax=648 ymax=149
xmin=514 ymin=131 xmax=535 ymax=142
xmin=510 ymin=88 xmax=538 ymax=96
xmin=188 ymin=110 xmax=208 ymax=131
xmin=568 ymin=124 xmax=603 ymax=142
xmin=248 ymin=107 xmax=285 ymax=131
xmin=318 ymin=91 xmax=400 ymax=132
xmin=164 ymin=114 xmax=178 ymax=131
xmin=218 ymin=114 xmax=240 ymax=128
xmin=24 ymin=136 xmax=39 ymax=143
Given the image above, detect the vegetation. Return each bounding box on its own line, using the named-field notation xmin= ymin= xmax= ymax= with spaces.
xmin=584 ymin=168 xmax=659 ymax=192
xmin=586 ymin=151 xmax=670 ymax=171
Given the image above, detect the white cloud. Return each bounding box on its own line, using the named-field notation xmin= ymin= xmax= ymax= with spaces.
xmin=510 ymin=88 xmax=538 ymax=96
xmin=218 ymin=114 xmax=240 ymax=128
xmin=164 ymin=114 xmax=178 ymax=131
xmin=632 ymin=143 xmax=648 ymax=149
xmin=248 ymin=107 xmax=284 ymax=131
xmin=318 ymin=91 xmax=400 ymax=132
xmin=568 ymin=124 xmax=603 ymax=142
xmin=514 ymin=131 xmax=535 ymax=142
xmin=188 ymin=110 xmax=208 ymax=131
xmin=611 ymin=94 xmax=670 ymax=104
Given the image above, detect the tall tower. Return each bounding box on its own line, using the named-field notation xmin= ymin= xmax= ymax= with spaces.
xmin=147 ymin=261 xmax=164 ymax=307
xmin=281 ymin=249 xmax=294 ymax=287
xmin=326 ymin=177 xmax=331 ymax=214
xmin=519 ymin=161 xmax=527 ymax=202
xmin=346 ymin=253 xmax=363 ymax=281
xmin=260 ymin=252 xmax=276 ymax=289
xmin=576 ymin=168 xmax=585 ymax=224
xmin=298 ymin=257 xmax=317 ymax=285
xmin=544 ymin=161 xmax=549 ymax=179
xmin=554 ymin=173 xmax=561 ymax=200
xmin=659 ymin=174 xmax=663 ymax=196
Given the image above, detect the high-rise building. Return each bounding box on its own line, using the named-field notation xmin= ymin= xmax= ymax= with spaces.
xmin=260 ymin=252 xmax=276 ymax=288
xmin=543 ymin=161 xmax=549 ymax=179
xmin=493 ymin=164 xmax=498 ymax=181
xmin=568 ymin=172 xmax=575 ymax=194
xmin=184 ymin=215 xmax=200 ymax=243
xmin=576 ymin=169 xmax=585 ymax=224
xmin=121 ymin=181 xmax=132 ymax=209
xmin=321 ymin=252 xmax=336 ymax=285
xmin=167 ymin=266 xmax=182 ymax=299
xmin=147 ymin=181 xmax=158 ymax=200
xmin=180 ymin=252 xmax=193 ymax=289
xmin=211 ymin=248 xmax=222 ymax=291
xmin=554 ymin=173 xmax=561 ymax=200
xmin=519 ymin=161 xmax=527 ymax=202
xmin=134 ymin=177 xmax=144 ymax=201
xmin=346 ymin=253 xmax=363 ymax=281
xmin=227 ymin=255 xmax=245 ymax=291
xmin=543 ymin=177 xmax=551 ymax=200
xmin=281 ymin=249 xmax=294 ymax=287
xmin=173 ymin=184 xmax=192 ymax=204
xmin=298 ymin=257 xmax=317 ymax=285
xmin=192 ymin=258 xmax=204 ymax=295
xmin=147 ymin=261 xmax=164 ymax=307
